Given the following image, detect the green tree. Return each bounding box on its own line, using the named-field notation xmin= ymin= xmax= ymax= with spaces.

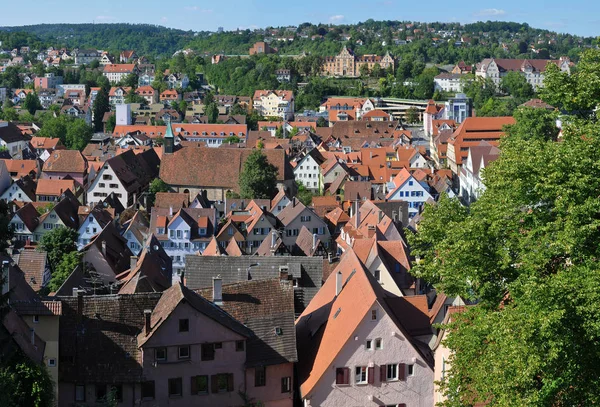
xmin=92 ymin=87 xmax=110 ymax=132
xmin=409 ymin=114 xmax=600 ymax=406
xmin=296 ymin=181 xmax=316 ymax=206
xmin=205 ymin=102 xmax=219 ymax=123
xmin=316 ymin=117 xmax=327 ymax=127
xmin=39 ymin=227 xmax=78 ymax=271
xmin=0 ymin=201 xmax=14 ymax=252
xmin=404 ymin=106 xmax=419 ymax=124
xmin=359 ymin=64 xmax=370 ymax=78
xmin=2 ymin=107 xmax=19 ymax=122
xmin=147 ymin=178 xmax=170 ymax=207
xmin=370 ymin=63 xmax=382 ymax=78
xmin=65 ymin=119 xmax=93 ymax=150
xmin=540 ymin=48 xmax=600 ymax=115
xmin=124 ymin=89 xmax=146 ymax=104
xmin=23 ymin=92 xmax=42 ymax=115
xmin=239 ymin=150 xmax=278 ymax=199
xmin=122 ymin=73 xmax=139 ymax=88
xmin=0 ymin=358 xmax=54 ymax=407
xmin=105 ymin=114 xmax=116 ymax=133
xmin=46 ymin=251 xmax=81 ymax=293
xmin=500 ymin=71 xmax=534 ymax=99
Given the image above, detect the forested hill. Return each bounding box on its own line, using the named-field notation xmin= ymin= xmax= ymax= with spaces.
xmin=0 ymin=23 xmax=194 ymax=56
xmin=0 ymin=20 xmax=595 ymax=62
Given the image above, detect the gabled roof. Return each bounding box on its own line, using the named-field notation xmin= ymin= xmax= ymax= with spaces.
xmin=83 ymin=222 xmax=133 ymax=279
xmin=277 ymin=198 xmax=318 ymax=226
xmin=225 ymin=238 xmax=243 ymax=256
xmin=138 ymin=283 xmax=252 ymax=346
xmin=295 ymin=249 xmax=433 ymax=397
xmin=160 ymin=147 xmax=291 ymax=190
xmin=10 ymin=174 xmax=37 ymax=201
xmin=255 ymin=231 xmax=290 ymax=256
xmin=203 ymin=236 xmax=226 ymax=256
xmin=196 ymin=278 xmax=298 ymax=366
xmin=13 ymin=202 xmax=40 ymax=232
xmin=12 ymin=249 xmax=48 ymax=292
xmin=1 ymin=159 xmax=37 ymax=178
xmin=30 ymin=136 xmax=61 ymax=150
xmin=154 ymin=192 xmax=188 ymax=211
xmin=294 ymin=226 xmax=324 ymax=257
xmin=45 ymin=190 xmax=80 ymax=229
xmin=36 ymin=178 xmax=76 ymax=197
xmin=43 ymin=150 xmax=87 ymax=174
xmin=117 ymin=235 xmax=172 ymax=294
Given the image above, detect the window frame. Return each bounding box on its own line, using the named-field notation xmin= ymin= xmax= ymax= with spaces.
xmin=281 ymin=376 xmax=292 ymax=393
xmin=141 ymin=381 xmax=155 ymax=400
xmin=155 ymin=347 xmax=167 ymax=361
xmin=355 ymin=366 xmax=368 ymax=384
xmin=178 ymin=345 xmax=190 ymax=360
xmin=75 ymin=384 xmax=86 ymax=402
xmin=178 ymin=318 xmax=189 ymax=332
xmin=191 ymin=375 xmax=209 ymax=395
xmin=168 ymin=377 xmax=183 ymax=398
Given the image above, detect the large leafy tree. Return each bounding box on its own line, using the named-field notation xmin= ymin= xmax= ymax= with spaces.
xmin=23 ymin=92 xmax=42 ymax=115
xmin=500 ymin=71 xmax=534 ymax=99
xmin=65 ymin=119 xmax=93 ymax=150
xmin=239 ymin=150 xmax=278 ymax=199
xmin=540 ymin=48 xmax=600 ymax=115
xmin=147 ymin=178 xmax=170 ymax=207
xmin=410 ymin=110 xmax=600 ymax=405
xmin=39 ymin=227 xmax=78 ymax=271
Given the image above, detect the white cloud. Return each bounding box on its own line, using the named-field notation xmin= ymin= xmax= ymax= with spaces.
xmin=184 ymin=6 xmax=213 ymax=13
xmin=474 ymin=8 xmax=506 ymax=17
xmin=329 ymin=15 xmax=345 ymax=23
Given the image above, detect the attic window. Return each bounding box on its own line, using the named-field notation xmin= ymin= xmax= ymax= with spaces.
xmin=275 ymin=327 xmax=283 ymax=336
xmin=333 ymin=307 xmax=341 ymax=319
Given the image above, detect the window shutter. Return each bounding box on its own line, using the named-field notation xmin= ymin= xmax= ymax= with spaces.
xmin=343 ymin=367 xmax=349 ymax=385
xmin=227 ymin=373 xmax=234 ymax=392
xmin=211 ymin=375 xmax=218 ymax=393
xmin=368 ymin=367 xmax=374 ymax=384
xmin=190 ymin=376 xmax=197 ymax=395
xmin=399 ymin=363 xmax=407 ymax=381
xmin=380 ymin=365 xmax=387 ymax=382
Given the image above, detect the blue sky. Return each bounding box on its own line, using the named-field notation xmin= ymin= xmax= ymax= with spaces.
xmin=2 ymin=0 xmax=599 ymax=37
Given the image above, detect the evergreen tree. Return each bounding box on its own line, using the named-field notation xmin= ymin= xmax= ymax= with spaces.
xmin=92 ymin=87 xmax=110 ymax=132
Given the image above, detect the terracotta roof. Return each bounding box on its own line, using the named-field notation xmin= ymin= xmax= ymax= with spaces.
xmin=30 ymin=137 xmax=61 ymax=150
xmin=294 ymin=226 xmax=323 ymax=257
xmin=113 ymin=123 xmax=248 ymax=139
xmin=117 ymin=235 xmax=172 ymax=294
xmin=12 ymin=250 xmax=48 ymax=292
xmin=1 ymin=159 xmax=37 ymax=178
xmin=253 ymin=89 xmax=294 ymax=102
xmin=225 ymin=238 xmax=243 ymax=256
xmin=362 ymin=109 xmax=390 ymax=119
xmin=296 ymin=249 xmax=433 ymax=397
xmin=520 ymin=98 xmax=554 ymax=109
xmin=108 ymin=86 xmax=131 ymax=96
xmin=160 ymin=147 xmax=291 ymax=190
xmin=42 ymin=150 xmax=87 ymax=174
xmin=203 ymin=236 xmax=226 ymax=256
xmin=325 ymin=207 xmax=350 ymax=225
xmin=103 ymin=63 xmax=136 ymax=73
xmin=448 ymin=117 xmax=515 ymax=166
xmin=154 ymin=192 xmax=188 ymax=210
xmin=13 ymin=202 xmax=40 ymax=232
xmin=36 ymin=178 xmax=76 ymax=197
xmin=343 ymin=181 xmax=372 ymax=201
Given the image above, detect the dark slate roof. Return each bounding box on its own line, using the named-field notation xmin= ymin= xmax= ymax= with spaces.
xmin=0 ymin=122 xmax=27 ymax=144
xmin=185 ymin=255 xmax=324 ymax=315
xmin=196 ymin=278 xmax=297 ymax=367
xmin=138 ymin=284 xmax=252 ymax=347
xmin=58 ymin=293 xmax=162 ymax=383
xmin=107 ymin=149 xmax=160 ymax=195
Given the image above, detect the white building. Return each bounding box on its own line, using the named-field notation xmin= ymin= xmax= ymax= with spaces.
xmin=475 ymin=57 xmax=571 ymax=90
xmin=103 ymin=64 xmax=138 ymax=84
xmin=386 ymin=168 xmax=433 ymax=218
xmin=73 ymin=49 xmax=100 ymax=65
xmin=434 ymin=73 xmax=465 ymax=93
xmin=277 ymin=198 xmax=330 ymax=248
xmin=150 ymin=207 xmax=217 ymax=283
xmin=253 ymin=90 xmax=295 ymax=120
xmin=76 ymin=206 xmax=115 ymax=249
xmin=293 ymin=149 xmax=325 ymax=193
xmin=459 ymin=141 xmax=500 ymax=204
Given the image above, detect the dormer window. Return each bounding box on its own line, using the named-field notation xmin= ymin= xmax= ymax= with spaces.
xmin=198 ymin=228 xmax=207 ymax=236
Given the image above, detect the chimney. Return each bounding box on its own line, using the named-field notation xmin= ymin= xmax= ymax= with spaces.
xmin=101 ymin=240 xmax=107 ymax=257
xmin=169 ymin=205 xmax=173 ymax=216
xmin=335 ymin=271 xmax=343 ymax=296
xmin=212 ymin=276 xmax=223 ymax=305
xmin=144 ymin=309 xmax=152 ymax=335
xmin=76 ymin=290 xmax=83 ymax=320
xmin=130 ymin=256 xmax=138 ymax=270
xmin=1 ymin=261 xmax=9 ymax=298
xmin=312 ymin=233 xmax=318 ymax=250
xmin=271 ymin=231 xmax=277 ymax=249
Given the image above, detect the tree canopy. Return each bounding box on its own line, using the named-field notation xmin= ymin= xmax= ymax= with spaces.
xmin=239 ymin=150 xmax=278 ymax=199
xmin=410 ymin=103 xmax=600 ymax=405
